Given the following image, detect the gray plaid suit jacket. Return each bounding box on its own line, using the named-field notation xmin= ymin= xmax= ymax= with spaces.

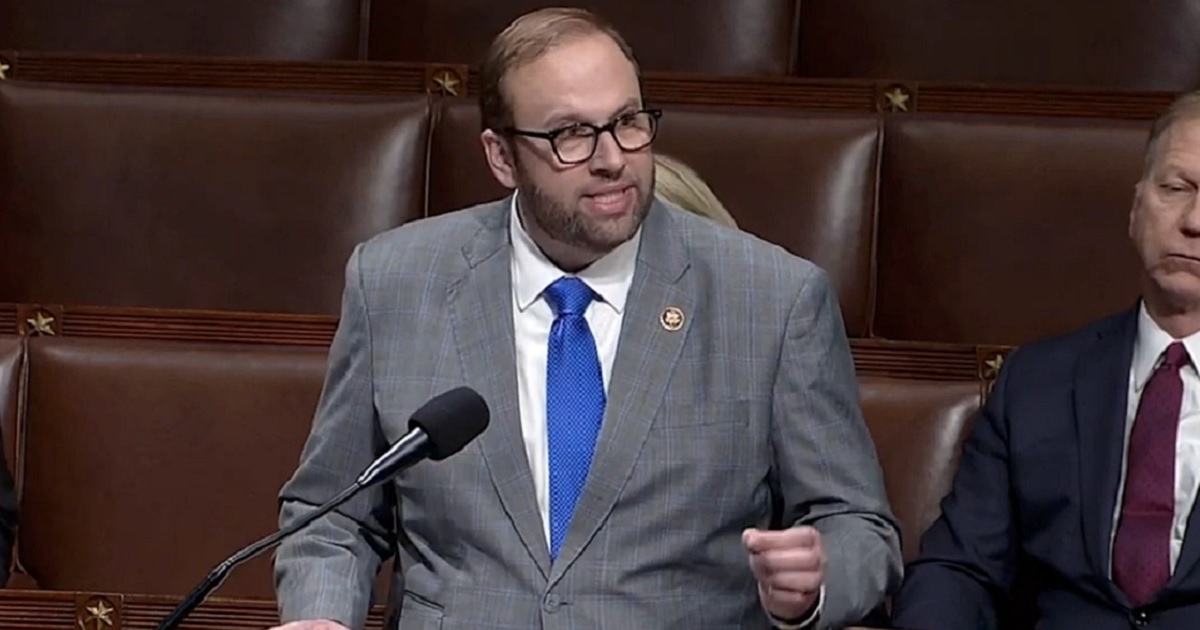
xmin=274 ymin=198 xmax=902 ymax=630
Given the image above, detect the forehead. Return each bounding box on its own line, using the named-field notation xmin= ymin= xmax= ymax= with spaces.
xmin=503 ymin=33 xmax=642 ymax=126
xmin=1156 ymin=117 xmax=1200 ymax=164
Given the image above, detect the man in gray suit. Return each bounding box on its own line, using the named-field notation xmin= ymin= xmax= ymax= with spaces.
xmin=271 ymin=7 xmax=900 ymax=630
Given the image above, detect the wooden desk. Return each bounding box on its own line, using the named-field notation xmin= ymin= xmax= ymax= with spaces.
xmin=0 ymin=589 xmax=387 ymax=629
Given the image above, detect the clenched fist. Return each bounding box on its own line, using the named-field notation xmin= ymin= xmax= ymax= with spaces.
xmin=744 ymin=526 xmax=825 ymax=622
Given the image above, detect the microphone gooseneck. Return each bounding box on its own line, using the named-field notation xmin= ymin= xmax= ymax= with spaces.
xmin=154 ymin=386 xmax=490 ymax=630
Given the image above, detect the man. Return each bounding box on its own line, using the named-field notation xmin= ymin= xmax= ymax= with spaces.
xmin=271 ymin=8 xmax=900 ymax=630
xmin=890 ymin=89 xmax=1200 ymax=629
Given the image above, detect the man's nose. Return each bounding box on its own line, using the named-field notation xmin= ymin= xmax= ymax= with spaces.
xmin=588 ymin=131 xmax=627 ymax=176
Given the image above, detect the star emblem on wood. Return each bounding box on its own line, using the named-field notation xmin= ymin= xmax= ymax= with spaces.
xmin=432 ymin=71 xmax=461 ymax=96
xmin=883 ymin=86 xmax=911 ymax=112
xmin=982 ymin=353 xmax=1005 ymax=380
xmin=78 ymin=600 xmax=114 ymax=629
xmin=26 ymin=311 xmax=56 ymax=336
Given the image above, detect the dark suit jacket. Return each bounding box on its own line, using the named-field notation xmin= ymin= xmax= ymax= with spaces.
xmin=0 ymin=441 xmax=15 ymax=585
xmin=890 ymin=306 xmax=1200 ymax=630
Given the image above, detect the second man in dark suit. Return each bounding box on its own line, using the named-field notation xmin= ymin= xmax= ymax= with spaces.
xmin=891 ymin=89 xmax=1200 ymax=629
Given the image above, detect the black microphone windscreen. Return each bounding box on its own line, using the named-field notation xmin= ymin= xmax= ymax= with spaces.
xmin=408 ymin=386 xmax=490 ymax=460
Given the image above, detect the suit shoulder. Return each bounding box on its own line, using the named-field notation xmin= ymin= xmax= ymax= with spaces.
xmin=675 ymin=209 xmax=824 ymax=290
xmin=354 ymin=201 xmax=506 ymax=272
xmin=1001 ymin=308 xmax=1133 ymax=376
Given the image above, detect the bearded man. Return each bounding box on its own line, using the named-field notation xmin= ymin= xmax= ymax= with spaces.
xmin=271 ymin=8 xmax=900 ymax=630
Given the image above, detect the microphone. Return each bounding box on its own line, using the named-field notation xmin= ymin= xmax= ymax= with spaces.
xmin=154 ymin=386 xmax=490 ymax=630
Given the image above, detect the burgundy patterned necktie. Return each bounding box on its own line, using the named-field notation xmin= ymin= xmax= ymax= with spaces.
xmin=1112 ymin=341 xmax=1189 ymax=607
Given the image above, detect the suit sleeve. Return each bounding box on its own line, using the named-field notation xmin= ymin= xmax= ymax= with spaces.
xmin=771 ymin=266 xmax=903 ymax=629
xmin=888 ymin=348 xmax=1022 ymax=630
xmin=274 ymin=243 xmax=395 ymax=629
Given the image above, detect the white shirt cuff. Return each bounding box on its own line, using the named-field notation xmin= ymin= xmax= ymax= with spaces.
xmin=768 ymin=583 xmax=824 ymax=629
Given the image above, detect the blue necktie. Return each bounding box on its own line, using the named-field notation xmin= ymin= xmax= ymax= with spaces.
xmin=544 ymin=276 xmax=606 ymax=561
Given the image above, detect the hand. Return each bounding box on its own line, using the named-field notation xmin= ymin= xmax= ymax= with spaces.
xmin=744 ymin=526 xmax=825 ymax=622
xmin=269 ymin=621 xmax=350 ymax=630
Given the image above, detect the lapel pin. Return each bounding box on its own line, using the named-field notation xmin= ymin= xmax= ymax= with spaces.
xmin=660 ymin=306 xmax=685 ymax=331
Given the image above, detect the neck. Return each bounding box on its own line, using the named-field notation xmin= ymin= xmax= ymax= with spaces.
xmin=533 ymin=237 xmax=602 ymax=273
xmin=1144 ymin=292 xmax=1200 ymax=339
xmin=517 ymin=208 xmax=604 ymax=274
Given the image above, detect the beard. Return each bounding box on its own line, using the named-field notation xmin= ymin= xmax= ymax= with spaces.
xmin=513 ymin=163 xmax=653 ymax=257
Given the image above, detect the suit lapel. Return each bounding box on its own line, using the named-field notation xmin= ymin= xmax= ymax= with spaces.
xmin=1074 ymin=308 xmax=1136 ymax=599
xmin=548 ymin=203 xmax=693 ymax=586
xmin=448 ymin=205 xmax=550 ymax=578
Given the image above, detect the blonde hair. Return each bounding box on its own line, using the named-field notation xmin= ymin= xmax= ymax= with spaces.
xmin=1143 ymin=89 xmax=1200 ymax=178
xmin=479 ymin=7 xmax=638 ymax=132
xmin=654 ymin=153 xmax=739 ymax=229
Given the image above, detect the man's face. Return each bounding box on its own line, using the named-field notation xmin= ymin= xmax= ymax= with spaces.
xmin=483 ymin=33 xmax=655 ymax=263
xmin=1130 ymin=117 xmax=1200 ymax=313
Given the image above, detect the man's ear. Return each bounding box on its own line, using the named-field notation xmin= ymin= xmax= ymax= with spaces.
xmin=481 ymin=129 xmax=517 ymax=189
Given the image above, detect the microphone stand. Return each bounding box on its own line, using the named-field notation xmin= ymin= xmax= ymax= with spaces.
xmin=154 ymin=481 xmax=363 ymax=630
xmin=153 ymin=413 xmax=460 ymax=630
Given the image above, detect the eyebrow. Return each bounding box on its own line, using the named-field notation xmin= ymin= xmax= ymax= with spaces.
xmin=540 ymin=98 xmax=643 ymax=129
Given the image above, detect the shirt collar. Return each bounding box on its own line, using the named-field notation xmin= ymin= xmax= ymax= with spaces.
xmin=1132 ymin=301 xmax=1200 ymax=392
xmin=509 ymin=193 xmax=641 ymax=314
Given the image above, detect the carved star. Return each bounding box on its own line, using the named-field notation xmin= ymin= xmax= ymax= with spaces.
xmin=432 ymin=71 xmax=461 ymax=96
xmin=26 ymin=312 xmax=56 ymax=336
xmin=883 ymin=87 xmax=910 ymax=112
xmin=983 ymin=354 xmax=1005 ymax=379
xmin=0 ymin=62 xmax=10 ymax=80
xmin=78 ymin=600 xmax=114 ymax=628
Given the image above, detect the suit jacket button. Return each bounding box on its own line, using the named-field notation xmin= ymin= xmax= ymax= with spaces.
xmin=1131 ymin=609 xmax=1150 ymax=626
xmin=542 ymin=593 xmax=562 ymax=613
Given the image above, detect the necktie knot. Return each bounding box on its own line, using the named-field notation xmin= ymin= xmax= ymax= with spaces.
xmin=1163 ymin=342 xmax=1190 ymax=370
xmin=544 ymin=276 xmax=595 ymax=317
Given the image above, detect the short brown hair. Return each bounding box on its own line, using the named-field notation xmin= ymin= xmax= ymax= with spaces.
xmin=1142 ymin=89 xmax=1200 ymax=177
xmin=478 ymin=7 xmax=639 ymax=132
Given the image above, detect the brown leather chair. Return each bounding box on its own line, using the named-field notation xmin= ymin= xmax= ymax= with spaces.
xmin=0 ymin=81 xmax=432 ymax=314
xmin=796 ymin=0 xmax=1200 ymax=91
xmin=0 ymin=0 xmax=365 ymax=60
xmin=858 ymin=377 xmax=981 ymax=562
xmin=17 ymin=336 xmax=331 ymax=598
xmin=15 ymin=335 xmax=397 ymax=603
xmin=10 ymin=331 xmax=984 ymax=606
xmin=873 ymin=113 xmax=1150 ymax=345
xmin=0 ymin=336 xmax=21 ymax=476
xmin=368 ymin=0 xmax=800 ymax=76
xmin=652 ymin=105 xmax=880 ymax=338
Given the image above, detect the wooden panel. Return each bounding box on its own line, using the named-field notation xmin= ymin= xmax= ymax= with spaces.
xmin=367 ymin=0 xmax=799 ymax=76
xmin=0 ymin=51 xmax=429 ymax=94
xmin=0 ymin=588 xmax=882 ymax=629
xmin=0 ymin=0 xmax=366 ymax=61
xmin=0 ymin=588 xmax=387 ymax=629
xmin=0 ymin=51 xmax=1177 ymax=120
xmin=61 ymin=307 xmax=337 ymax=347
xmin=0 ymin=305 xmax=15 ymax=335
xmin=0 ymin=303 xmax=1011 ymax=383
xmin=795 ymin=0 xmax=1200 ymax=92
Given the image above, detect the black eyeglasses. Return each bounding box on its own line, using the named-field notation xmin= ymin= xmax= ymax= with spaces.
xmin=505 ymin=108 xmax=663 ymax=165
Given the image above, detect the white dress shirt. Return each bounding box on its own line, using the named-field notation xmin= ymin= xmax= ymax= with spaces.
xmin=1110 ymin=302 xmax=1200 ymax=574
xmin=506 ymin=195 xmax=821 ymax=628
xmin=508 ymin=195 xmax=639 ymax=542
